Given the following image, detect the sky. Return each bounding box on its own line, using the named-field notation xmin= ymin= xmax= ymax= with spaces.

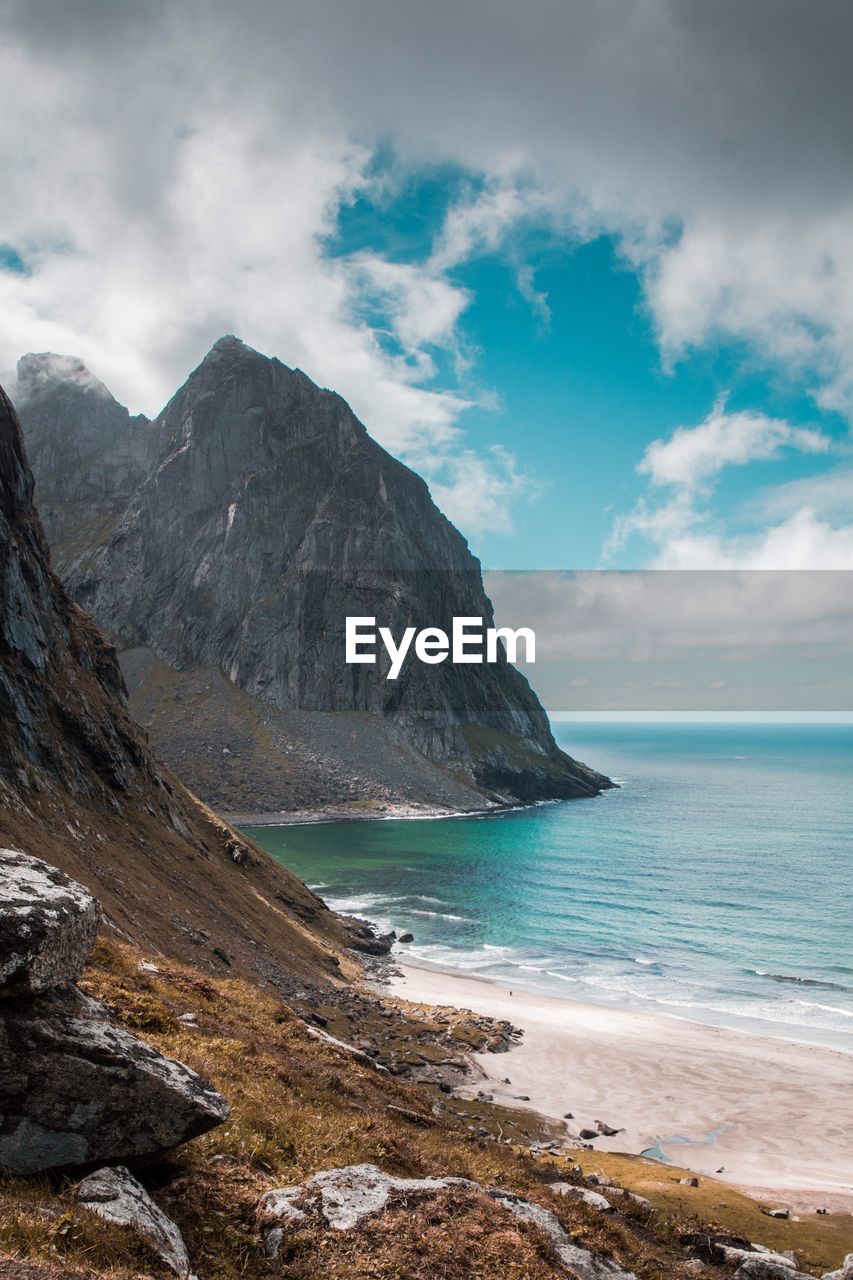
xmin=1 ymin=0 xmax=852 ymax=574
xmin=483 ymin=570 xmax=853 ymax=713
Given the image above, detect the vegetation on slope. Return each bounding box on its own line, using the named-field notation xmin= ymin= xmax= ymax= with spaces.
xmin=3 ymin=938 xmax=850 ymax=1280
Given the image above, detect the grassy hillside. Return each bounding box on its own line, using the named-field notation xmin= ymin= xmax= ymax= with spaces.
xmin=3 ymin=938 xmax=850 ymax=1280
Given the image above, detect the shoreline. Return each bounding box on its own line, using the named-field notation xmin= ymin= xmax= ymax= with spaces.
xmin=382 ymin=958 xmax=853 ymax=1209
xmin=230 ymin=799 xmax=508 ymax=827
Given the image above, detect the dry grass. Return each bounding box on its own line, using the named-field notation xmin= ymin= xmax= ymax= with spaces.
xmin=572 ymin=1152 xmax=853 ymax=1274
xmin=1 ymin=939 xmax=847 ymax=1280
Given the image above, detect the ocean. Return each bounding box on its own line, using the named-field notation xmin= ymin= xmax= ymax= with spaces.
xmin=245 ymin=721 xmax=853 ymax=1051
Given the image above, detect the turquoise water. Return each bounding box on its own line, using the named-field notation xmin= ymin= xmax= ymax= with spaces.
xmin=245 ymin=722 xmax=853 ymax=1050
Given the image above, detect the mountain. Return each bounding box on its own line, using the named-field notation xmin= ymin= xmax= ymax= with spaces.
xmin=16 ymin=338 xmax=611 ymax=815
xmin=0 ymin=381 xmax=374 ymax=991
xmin=14 ymin=352 xmax=156 ymax=577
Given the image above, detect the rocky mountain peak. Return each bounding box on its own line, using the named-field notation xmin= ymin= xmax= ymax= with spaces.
xmin=15 ymin=342 xmax=611 ymax=809
xmin=15 ymin=352 xmax=114 ymax=404
xmin=15 ymin=353 xmax=154 ymax=569
xmin=156 ymin=337 xmax=332 ymax=451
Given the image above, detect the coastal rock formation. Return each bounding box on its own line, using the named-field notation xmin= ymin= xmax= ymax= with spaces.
xmin=258 ymin=1163 xmax=637 ymax=1279
xmin=76 ymin=1166 xmax=191 ymax=1277
xmin=0 ymin=381 xmax=381 ymax=987
xmin=16 ymin=338 xmax=610 ymax=812
xmin=0 ymin=851 xmax=101 ymax=995
xmin=0 ymin=849 xmax=228 ymax=1175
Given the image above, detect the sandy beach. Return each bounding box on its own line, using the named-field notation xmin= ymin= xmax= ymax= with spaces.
xmin=386 ymin=960 xmax=853 ymax=1209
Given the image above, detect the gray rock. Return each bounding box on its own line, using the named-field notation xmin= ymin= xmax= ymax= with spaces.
xmin=304 ymin=1024 xmax=391 ymax=1073
xmin=763 ymin=1207 xmax=791 ymax=1219
xmin=0 ymin=985 xmax=229 ymax=1173
xmin=0 ymin=849 xmax=101 ymax=995
xmin=13 ymin=354 xmax=155 ymax=573
xmin=258 ymin=1163 xmax=637 ymax=1278
xmin=679 ymin=1177 xmax=700 ymax=1187
xmin=0 ymin=384 xmax=172 ymax=808
xmin=733 ymin=1260 xmax=813 ymax=1280
xmin=76 ymin=1165 xmax=190 ymax=1277
xmin=550 ymin=1183 xmax=614 ymax=1212
xmin=720 ymin=1244 xmax=799 ymax=1270
xmin=596 ymin=1120 xmax=622 ymax=1137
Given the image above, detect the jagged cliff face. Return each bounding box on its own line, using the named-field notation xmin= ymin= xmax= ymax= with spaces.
xmin=0 ymin=383 xmax=365 ymax=988
xmin=15 ymin=354 xmax=155 ymax=575
xmin=16 ymin=338 xmax=610 ymax=806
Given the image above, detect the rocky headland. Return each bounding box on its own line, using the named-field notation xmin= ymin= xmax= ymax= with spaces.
xmin=15 ymin=338 xmax=611 ymax=817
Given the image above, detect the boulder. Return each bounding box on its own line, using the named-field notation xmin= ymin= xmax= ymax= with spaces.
xmin=258 ymin=1163 xmax=637 ymax=1279
xmin=550 ymin=1183 xmax=614 ymax=1212
xmin=733 ymin=1261 xmax=813 ymax=1280
xmin=720 ymin=1244 xmax=798 ymax=1270
xmin=0 ymin=850 xmax=101 ymax=996
xmin=76 ymin=1166 xmax=190 ymax=1277
xmin=0 ymin=986 xmax=229 ymax=1174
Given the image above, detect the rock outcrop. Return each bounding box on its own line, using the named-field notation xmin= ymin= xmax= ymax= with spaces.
xmin=0 ymin=850 xmax=101 ymax=995
xmin=257 ymin=1163 xmax=636 ymax=1279
xmin=0 ymin=381 xmax=382 ymax=988
xmin=0 ymin=985 xmax=229 ymax=1174
xmin=550 ymin=1183 xmax=614 ymax=1212
xmin=16 ymin=338 xmax=611 ymax=812
xmin=0 ymin=850 xmax=228 ymax=1175
xmin=14 ymin=354 xmax=154 ymax=578
xmin=76 ymin=1166 xmax=191 ymax=1277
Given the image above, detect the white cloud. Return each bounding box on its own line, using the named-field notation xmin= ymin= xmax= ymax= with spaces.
xmin=638 ymin=401 xmax=829 ymax=491
xmin=343 ymin=255 xmax=472 ymax=373
xmin=607 ymin=402 xmax=853 ymax=569
xmin=429 ymin=445 xmax=536 ymax=539
xmin=645 ymin=509 xmax=853 ymax=571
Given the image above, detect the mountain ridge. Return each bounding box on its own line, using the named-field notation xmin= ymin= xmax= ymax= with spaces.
xmin=16 ymin=338 xmax=611 ymax=814
xmin=0 ymin=381 xmax=375 ymax=991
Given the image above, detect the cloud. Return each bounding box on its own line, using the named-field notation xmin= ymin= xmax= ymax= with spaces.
xmin=608 ymin=401 xmax=853 ymax=568
xmin=14 ymin=352 xmax=112 ymax=402
xmin=640 ymin=509 xmax=853 ymax=571
xmin=429 ymin=445 xmax=536 ymax=539
xmin=343 ymin=254 xmax=472 ymax=374
xmin=484 ymin=568 xmax=853 ymax=710
xmin=2 ymin=0 xmax=853 ymax=548
xmin=638 ymin=401 xmax=829 ymax=492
